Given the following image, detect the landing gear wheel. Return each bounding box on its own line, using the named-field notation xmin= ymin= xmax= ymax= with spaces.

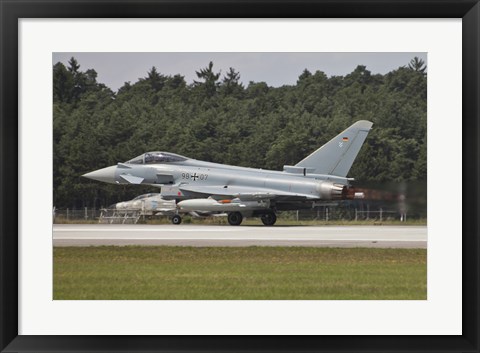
xmin=261 ymin=213 xmax=277 ymax=226
xmin=171 ymin=215 xmax=182 ymax=225
xmin=228 ymin=212 xmax=243 ymax=226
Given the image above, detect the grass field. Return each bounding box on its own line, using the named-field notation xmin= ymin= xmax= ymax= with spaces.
xmin=53 ymin=246 xmax=427 ymax=300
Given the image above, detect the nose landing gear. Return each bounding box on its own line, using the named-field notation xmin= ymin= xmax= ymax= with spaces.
xmin=171 ymin=214 xmax=182 ymax=225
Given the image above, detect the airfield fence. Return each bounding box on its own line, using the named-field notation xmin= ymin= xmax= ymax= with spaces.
xmin=288 ymin=208 xmax=407 ymax=222
xmin=53 ymin=206 xmax=412 ymax=223
xmin=54 ymin=208 xmax=103 ymax=222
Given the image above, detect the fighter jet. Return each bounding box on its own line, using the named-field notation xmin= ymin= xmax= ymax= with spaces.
xmin=83 ymin=120 xmax=373 ymax=226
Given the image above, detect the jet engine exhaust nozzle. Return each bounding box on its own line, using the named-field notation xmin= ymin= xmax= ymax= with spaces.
xmin=316 ymin=182 xmax=347 ymax=200
xmin=316 ymin=182 xmax=367 ymax=200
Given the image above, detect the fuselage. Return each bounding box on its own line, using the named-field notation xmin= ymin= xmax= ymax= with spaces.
xmin=83 ymin=120 xmax=372 ymax=226
xmin=115 ymin=156 xmax=349 ymax=200
xmin=83 ymin=151 xmax=353 ymax=203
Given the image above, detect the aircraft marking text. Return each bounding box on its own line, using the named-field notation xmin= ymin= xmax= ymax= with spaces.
xmin=181 ymin=172 xmax=208 ymax=181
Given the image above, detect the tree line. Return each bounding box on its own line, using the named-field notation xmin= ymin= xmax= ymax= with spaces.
xmin=53 ymin=57 xmax=427 ymax=209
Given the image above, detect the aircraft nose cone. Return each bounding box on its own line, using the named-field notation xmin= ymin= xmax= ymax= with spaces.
xmin=82 ymin=165 xmax=117 ymax=184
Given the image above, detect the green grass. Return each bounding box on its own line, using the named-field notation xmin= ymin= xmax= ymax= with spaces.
xmin=53 ymin=246 xmax=426 ymax=300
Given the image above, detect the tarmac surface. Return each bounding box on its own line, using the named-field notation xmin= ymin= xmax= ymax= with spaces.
xmin=53 ymin=224 xmax=427 ymax=248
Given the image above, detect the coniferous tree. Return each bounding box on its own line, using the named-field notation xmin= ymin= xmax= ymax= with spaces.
xmin=221 ymin=67 xmax=244 ymax=97
xmin=408 ymin=56 xmax=427 ymax=75
xmin=194 ymin=61 xmax=221 ymax=98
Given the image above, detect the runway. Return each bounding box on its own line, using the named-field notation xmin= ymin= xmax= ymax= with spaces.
xmin=53 ymin=224 xmax=427 ymax=248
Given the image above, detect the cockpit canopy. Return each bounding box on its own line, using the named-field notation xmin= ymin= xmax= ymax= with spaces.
xmin=126 ymin=152 xmax=188 ymax=165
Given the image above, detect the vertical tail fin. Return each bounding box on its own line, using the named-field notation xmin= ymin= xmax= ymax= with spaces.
xmin=295 ymin=120 xmax=373 ymax=177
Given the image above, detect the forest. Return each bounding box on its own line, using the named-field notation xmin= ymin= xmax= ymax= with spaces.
xmin=53 ymin=57 xmax=427 ymax=210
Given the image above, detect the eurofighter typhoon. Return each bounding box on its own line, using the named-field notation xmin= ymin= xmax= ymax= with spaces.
xmin=83 ymin=120 xmax=373 ymax=225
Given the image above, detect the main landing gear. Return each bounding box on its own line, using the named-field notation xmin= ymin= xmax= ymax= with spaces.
xmin=261 ymin=212 xmax=277 ymax=226
xmin=227 ymin=212 xmax=243 ymax=226
xmin=227 ymin=211 xmax=278 ymax=226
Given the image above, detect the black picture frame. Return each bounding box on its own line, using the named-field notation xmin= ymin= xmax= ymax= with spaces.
xmin=1 ymin=1 xmax=478 ymax=352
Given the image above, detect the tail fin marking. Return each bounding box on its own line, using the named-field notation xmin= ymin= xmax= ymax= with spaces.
xmin=295 ymin=120 xmax=373 ymax=177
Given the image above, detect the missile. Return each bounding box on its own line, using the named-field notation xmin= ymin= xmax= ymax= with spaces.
xmin=177 ymin=198 xmax=269 ymax=212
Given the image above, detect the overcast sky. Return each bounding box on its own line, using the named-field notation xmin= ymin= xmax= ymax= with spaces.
xmin=52 ymin=52 xmax=427 ymax=92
